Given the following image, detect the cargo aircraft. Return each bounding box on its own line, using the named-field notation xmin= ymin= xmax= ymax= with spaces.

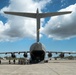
xmin=0 ymin=9 xmax=76 ymax=63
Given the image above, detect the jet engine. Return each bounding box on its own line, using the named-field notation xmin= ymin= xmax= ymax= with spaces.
xmin=59 ymin=53 xmax=64 ymax=58
xmin=11 ymin=53 xmax=16 ymax=58
xmin=30 ymin=42 xmax=45 ymax=63
xmin=48 ymin=52 xmax=52 ymax=58
xmin=23 ymin=52 xmax=27 ymax=58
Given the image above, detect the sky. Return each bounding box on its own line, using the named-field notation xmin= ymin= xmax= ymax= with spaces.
xmin=0 ymin=0 xmax=76 ymax=54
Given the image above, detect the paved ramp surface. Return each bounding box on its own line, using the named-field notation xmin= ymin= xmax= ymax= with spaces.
xmin=0 ymin=60 xmax=76 ymax=75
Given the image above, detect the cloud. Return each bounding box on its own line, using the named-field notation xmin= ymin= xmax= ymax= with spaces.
xmin=0 ymin=0 xmax=51 ymax=41
xmin=42 ymin=4 xmax=76 ymax=40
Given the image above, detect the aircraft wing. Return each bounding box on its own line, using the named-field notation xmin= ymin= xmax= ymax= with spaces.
xmin=39 ymin=11 xmax=72 ymax=18
xmin=0 ymin=51 xmax=76 ymax=54
xmin=0 ymin=51 xmax=30 ymax=54
xmin=46 ymin=51 xmax=76 ymax=54
xmin=46 ymin=51 xmax=76 ymax=58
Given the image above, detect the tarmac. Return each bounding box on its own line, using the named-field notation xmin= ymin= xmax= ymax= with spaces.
xmin=0 ymin=59 xmax=76 ymax=75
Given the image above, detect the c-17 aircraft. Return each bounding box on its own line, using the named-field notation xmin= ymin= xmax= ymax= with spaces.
xmin=0 ymin=9 xmax=76 ymax=63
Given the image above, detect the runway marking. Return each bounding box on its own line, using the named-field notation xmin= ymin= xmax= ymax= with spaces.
xmin=45 ymin=64 xmax=60 ymax=75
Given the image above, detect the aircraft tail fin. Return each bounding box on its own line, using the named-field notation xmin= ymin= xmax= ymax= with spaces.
xmin=4 ymin=10 xmax=72 ymax=43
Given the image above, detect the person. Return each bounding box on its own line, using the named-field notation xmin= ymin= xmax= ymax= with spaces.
xmin=18 ymin=59 xmax=20 ymax=64
xmin=13 ymin=59 xmax=15 ymax=64
xmin=0 ymin=59 xmax=1 ymax=64
xmin=9 ymin=59 xmax=11 ymax=64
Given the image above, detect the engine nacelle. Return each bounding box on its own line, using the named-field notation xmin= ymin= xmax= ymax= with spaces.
xmin=48 ymin=52 xmax=52 ymax=57
xmin=23 ymin=52 xmax=27 ymax=57
xmin=59 ymin=53 xmax=64 ymax=58
xmin=11 ymin=53 xmax=16 ymax=58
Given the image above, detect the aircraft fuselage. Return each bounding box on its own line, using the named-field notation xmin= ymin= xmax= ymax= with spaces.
xmin=30 ymin=42 xmax=46 ymax=63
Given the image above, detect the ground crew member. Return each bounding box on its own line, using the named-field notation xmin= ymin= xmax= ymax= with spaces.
xmin=13 ymin=59 xmax=15 ymax=64
xmin=0 ymin=59 xmax=1 ymax=64
xmin=9 ymin=59 xmax=11 ymax=64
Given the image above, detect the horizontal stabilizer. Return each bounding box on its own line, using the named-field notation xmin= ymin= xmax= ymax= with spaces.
xmin=4 ymin=11 xmax=36 ymax=18
xmin=39 ymin=11 xmax=72 ymax=18
xmin=4 ymin=11 xmax=72 ymax=18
